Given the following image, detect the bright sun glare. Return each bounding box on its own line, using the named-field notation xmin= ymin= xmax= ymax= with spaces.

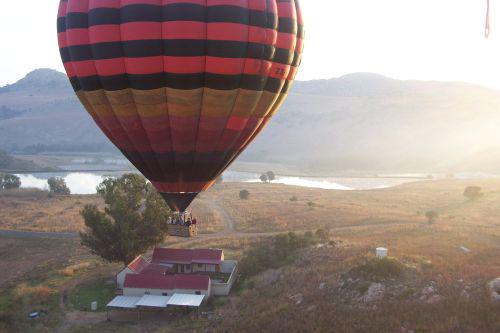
xmin=0 ymin=0 xmax=499 ymax=89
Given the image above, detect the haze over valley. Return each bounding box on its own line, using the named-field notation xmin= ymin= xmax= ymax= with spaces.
xmin=2 ymin=69 xmax=500 ymax=174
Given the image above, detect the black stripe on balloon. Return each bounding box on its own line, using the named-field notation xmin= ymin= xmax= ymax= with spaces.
xmin=60 ymin=40 xmax=283 ymax=63
xmin=121 ymin=150 xmax=240 ymax=183
xmin=69 ymin=73 xmax=285 ymax=93
xmin=57 ymin=4 xmax=281 ymax=33
xmin=60 ymin=41 xmax=298 ymax=67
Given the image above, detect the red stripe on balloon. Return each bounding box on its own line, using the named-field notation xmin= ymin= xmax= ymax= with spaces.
xmin=295 ymin=37 xmax=304 ymax=52
xmin=277 ymin=2 xmax=297 ymax=19
xmin=65 ymin=57 xmax=286 ymax=76
xmin=275 ymin=32 xmax=296 ymax=50
xmin=58 ymin=1 xmax=68 ymax=18
xmin=88 ymin=0 xmax=121 ymax=10
xmin=66 ymin=0 xmax=91 ymax=13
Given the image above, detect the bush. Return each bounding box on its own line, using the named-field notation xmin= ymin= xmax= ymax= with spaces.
xmin=239 ymin=189 xmax=250 ymax=200
xmin=290 ymin=196 xmax=299 ymax=202
xmin=463 ymin=186 xmax=483 ymax=200
xmin=239 ymin=232 xmax=319 ymax=278
xmin=48 ymin=177 xmax=70 ymax=195
xmin=350 ymin=257 xmax=404 ymax=281
xmin=315 ymin=228 xmax=330 ymax=242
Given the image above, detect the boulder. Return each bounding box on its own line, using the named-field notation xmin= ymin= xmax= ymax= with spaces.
xmin=361 ymin=283 xmax=385 ymax=303
xmin=488 ymin=278 xmax=500 ymax=303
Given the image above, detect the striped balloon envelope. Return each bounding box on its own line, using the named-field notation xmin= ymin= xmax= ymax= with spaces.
xmin=57 ymin=0 xmax=304 ymax=212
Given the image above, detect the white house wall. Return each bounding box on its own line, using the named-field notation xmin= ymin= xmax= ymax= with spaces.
xmin=116 ymin=267 xmax=134 ymax=289
xmin=123 ymin=287 xmax=210 ymax=298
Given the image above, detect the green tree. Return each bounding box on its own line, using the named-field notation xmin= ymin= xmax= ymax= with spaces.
xmin=266 ymin=171 xmax=276 ymax=182
xmin=463 ymin=186 xmax=483 ymax=200
xmin=2 ymin=174 xmax=21 ymax=190
xmin=80 ymin=174 xmax=172 ymax=265
xmin=239 ymin=189 xmax=250 ymax=200
xmin=48 ymin=177 xmax=71 ymax=195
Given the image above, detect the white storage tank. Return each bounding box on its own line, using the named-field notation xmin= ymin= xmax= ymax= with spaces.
xmin=376 ymin=247 xmax=388 ymax=258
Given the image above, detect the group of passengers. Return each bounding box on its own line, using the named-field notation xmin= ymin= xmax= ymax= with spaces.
xmin=168 ymin=216 xmax=197 ymax=227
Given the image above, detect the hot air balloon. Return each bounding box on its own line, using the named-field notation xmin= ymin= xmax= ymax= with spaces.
xmin=57 ymin=0 xmax=304 ymax=213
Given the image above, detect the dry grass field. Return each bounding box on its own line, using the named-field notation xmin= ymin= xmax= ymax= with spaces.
xmin=0 ymin=179 xmax=499 ymax=332
xmin=0 ymin=189 xmax=224 ymax=234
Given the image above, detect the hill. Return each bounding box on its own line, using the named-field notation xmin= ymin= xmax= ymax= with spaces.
xmin=0 ymin=69 xmax=115 ymax=153
xmin=2 ymin=69 xmax=500 ymax=172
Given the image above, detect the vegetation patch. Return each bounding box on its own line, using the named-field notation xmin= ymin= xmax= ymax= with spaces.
xmin=69 ymin=279 xmax=115 ymax=312
xmin=349 ymin=257 xmax=405 ymax=282
xmin=239 ymin=231 xmax=325 ymax=279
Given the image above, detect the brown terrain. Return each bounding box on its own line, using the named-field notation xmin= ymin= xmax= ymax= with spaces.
xmin=0 ymin=179 xmax=499 ymax=332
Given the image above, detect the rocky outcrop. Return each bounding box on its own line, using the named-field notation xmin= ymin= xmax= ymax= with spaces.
xmin=488 ymin=278 xmax=500 ymax=303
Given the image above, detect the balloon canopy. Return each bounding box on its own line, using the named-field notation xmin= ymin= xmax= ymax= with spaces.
xmin=57 ymin=0 xmax=304 ymax=212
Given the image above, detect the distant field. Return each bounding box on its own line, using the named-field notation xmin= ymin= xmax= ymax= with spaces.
xmin=212 ymin=179 xmax=500 ymax=233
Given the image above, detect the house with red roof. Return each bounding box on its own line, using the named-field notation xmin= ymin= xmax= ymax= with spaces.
xmin=117 ymin=256 xmax=173 ymax=289
xmin=116 ymin=247 xmax=238 ymax=297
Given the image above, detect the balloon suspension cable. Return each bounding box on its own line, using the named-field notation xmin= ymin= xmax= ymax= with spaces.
xmin=485 ymin=0 xmax=491 ymax=38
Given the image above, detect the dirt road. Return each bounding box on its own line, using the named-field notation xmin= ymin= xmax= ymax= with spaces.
xmin=0 ymin=229 xmax=78 ymax=239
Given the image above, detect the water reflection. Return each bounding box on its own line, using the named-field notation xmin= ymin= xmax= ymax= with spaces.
xmin=16 ymin=170 xmax=423 ymax=195
xmin=16 ymin=173 xmax=109 ymax=195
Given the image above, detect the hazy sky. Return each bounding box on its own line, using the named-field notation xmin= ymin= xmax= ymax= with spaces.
xmin=1 ymin=0 xmax=499 ymax=89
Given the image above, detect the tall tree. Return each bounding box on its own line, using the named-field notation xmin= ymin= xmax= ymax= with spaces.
xmin=80 ymin=174 xmax=172 ymax=265
xmin=266 ymin=171 xmax=276 ymax=182
xmin=259 ymin=174 xmax=268 ymax=183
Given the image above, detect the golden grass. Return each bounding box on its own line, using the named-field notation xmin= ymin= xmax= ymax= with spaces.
xmin=0 ymin=179 xmax=499 ymax=332
xmin=0 ymin=189 xmax=103 ymax=232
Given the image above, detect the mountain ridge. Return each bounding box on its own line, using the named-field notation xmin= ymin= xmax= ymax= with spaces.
xmin=2 ymin=69 xmax=500 ymax=173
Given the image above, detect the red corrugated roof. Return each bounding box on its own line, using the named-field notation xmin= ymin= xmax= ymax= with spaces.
xmin=141 ymin=263 xmax=173 ymax=275
xmin=152 ymin=248 xmax=223 ymax=265
xmin=124 ymin=274 xmax=210 ymax=291
xmin=127 ymin=256 xmax=150 ymax=273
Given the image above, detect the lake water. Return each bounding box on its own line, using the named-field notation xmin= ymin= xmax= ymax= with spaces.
xmin=15 ymin=170 xmax=434 ymax=195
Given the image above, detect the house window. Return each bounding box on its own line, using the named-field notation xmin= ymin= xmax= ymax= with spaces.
xmin=195 ymin=291 xmax=201 ymax=295
xmin=162 ymin=293 xmax=168 ymax=296
xmin=145 ymin=291 xmax=150 ymax=295
xmin=198 ymin=264 xmax=203 ymax=268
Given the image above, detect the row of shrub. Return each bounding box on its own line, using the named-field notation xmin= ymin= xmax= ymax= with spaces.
xmin=239 ymin=229 xmax=330 ymax=278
